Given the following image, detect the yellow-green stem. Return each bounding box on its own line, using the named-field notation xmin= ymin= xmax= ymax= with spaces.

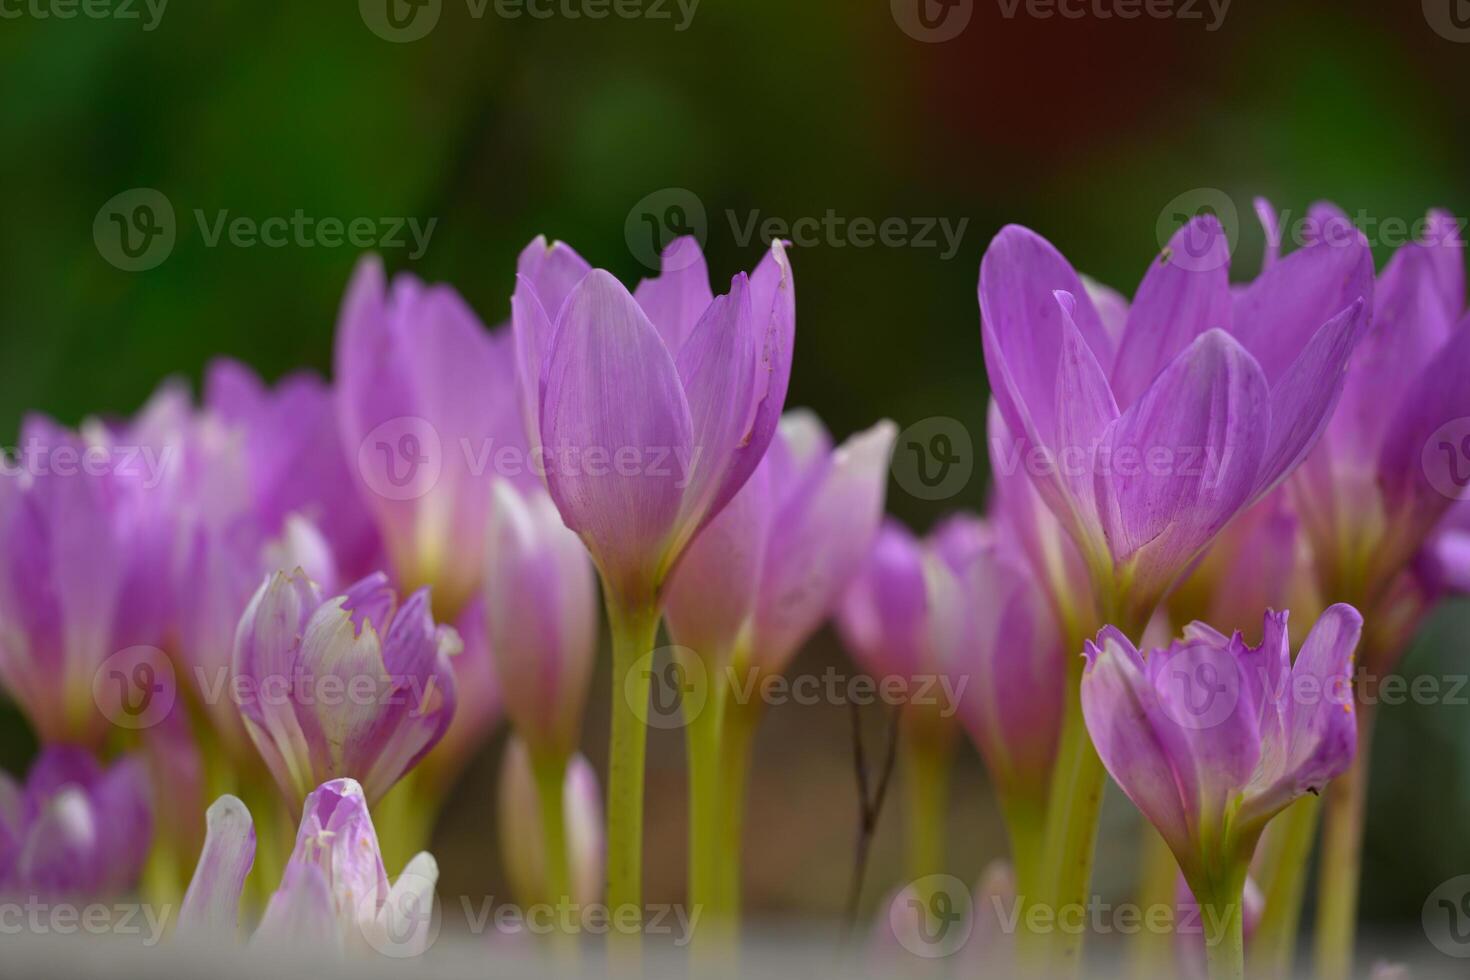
xmin=1129 ymin=823 xmax=1180 ymax=977
xmin=1247 ymin=795 xmax=1321 ymax=979
xmin=530 ymin=749 xmax=574 ymax=956
xmin=685 ymin=658 xmax=727 ymax=934
xmin=717 ymin=694 xmax=760 ymax=922
xmin=902 ymin=722 xmax=954 ymax=881
xmin=1038 ymin=604 xmax=1143 ymax=976
xmin=373 ymin=770 xmax=438 ymax=878
xmin=1313 ymin=704 xmax=1376 ymax=980
xmin=1202 ymin=890 xmax=1246 ymax=980
xmin=605 ymin=594 xmax=662 ymax=950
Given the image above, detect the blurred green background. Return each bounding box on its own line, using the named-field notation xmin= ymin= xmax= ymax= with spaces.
xmin=2 ymin=0 xmax=1469 ymax=950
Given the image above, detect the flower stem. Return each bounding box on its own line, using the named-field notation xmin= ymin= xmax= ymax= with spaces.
xmin=1313 ymin=703 xmax=1377 ymax=980
xmin=717 ymin=693 xmax=760 ymax=922
xmin=1202 ymin=890 xmax=1246 ymax=980
xmin=1128 ymin=823 xmax=1181 ymax=976
xmin=605 ymin=594 xmax=662 ymax=951
xmin=530 ymin=750 xmax=571 ymax=905
xmin=902 ymin=718 xmax=954 ymax=881
xmin=1246 ymin=794 xmax=1321 ymax=979
xmin=685 ymin=656 xmax=727 ymax=937
xmin=530 ymin=748 xmax=574 ymax=956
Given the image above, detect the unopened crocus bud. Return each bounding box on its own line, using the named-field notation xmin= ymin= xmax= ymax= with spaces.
xmin=1082 ymin=607 xmax=1362 ymax=898
xmin=0 ymin=747 xmax=152 ymax=899
xmin=233 ymin=570 xmax=459 ymax=809
xmin=497 ymin=736 xmax=604 ymax=907
xmin=514 ymin=236 xmax=794 ymax=606
xmin=484 ymin=480 xmax=598 ymax=759
xmin=940 ymin=514 xmax=1065 ymax=815
xmin=180 ymin=778 xmax=438 ymax=956
xmin=336 ymin=256 xmax=529 ymax=620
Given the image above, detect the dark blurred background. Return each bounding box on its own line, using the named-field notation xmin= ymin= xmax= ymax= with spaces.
xmin=2 ymin=0 xmax=1469 ymax=947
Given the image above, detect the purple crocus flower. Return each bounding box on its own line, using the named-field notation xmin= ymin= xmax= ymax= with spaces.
xmin=0 ymin=388 xmax=185 ymax=745
xmin=663 ymin=410 xmax=896 ymax=679
xmin=497 ymin=735 xmax=604 ymax=907
xmin=0 ymin=747 xmax=152 ymax=899
xmin=512 ymin=235 xmax=794 ymax=607
xmin=1289 ymin=207 xmax=1470 ymax=647
xmin=336 ymin=256 xmax=530 ymax=621
xmin=1081 ymin=606 xmax=1361 ymax=902
xmin=232 ymin=570 xmax=459 ymax=810
xmin=483 ymin=480 xmax=598 ymax=760
xmin=979 ymin=215 xmax=1371 ymax=621
xmin=181 ymin=778 xmax=437 ymax=956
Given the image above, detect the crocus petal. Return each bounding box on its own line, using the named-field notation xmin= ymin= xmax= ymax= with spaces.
xmin=980 ymin=225 xmax=1114 ymax=455
xmin=1253 ymin=197 xmax=1281 ymax=272
xmin=540 ymin=270 xmax=694 ymax=602
xmin=1054 ymin=291 xmax=1120 ymax=541
xmin=1144 ymin=635 xmax=1263 ymax=823
xmin=1095 ymin=330 xmax=1270 ymax=606
xmin=836 ymin=521 xmax=930 ymax=681
xmin=517 ymin=236 xmax=594 ymax=327
xmin=749 ymin=419 xmax=897 ymax=673
xmin=254 ymin=860 xmax=341 ymax=950
xmin=370 ymin=851 xmax=440 ymax=958
xmin=335 ymin=256 xmax=521 ymax=618
xmin=633 ymin=236 xmax=714 ymax=353
xmin=1253 ymin=298 xmax=1369 ymax=499
xmin=1081 ymin=629 xmax=1193 ymax=857
xmin=14 ymin=788 xmax=98 ymax=897
xmin=663 ymin=461 xmax=773 ymax=667
xmin=671 ymin=274 xmax=761 ymax=545
xmin=1420 ymin=209 xmax=1466 ymax=319
xmin=952 ymin=541 xmax=1064 ymax=803
xmin=179 ymin=795 xmax=257 ymax=935
xmin=1110 ymin=215 xmax=1234 ymax=409
xmin=1230 ymin=224 xmax=1374 ymax=386
xmin=1377 ymin=318 xmax=1470 ymax=543
xmin=1243 ymin=604 xmax=1362 ymax=825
